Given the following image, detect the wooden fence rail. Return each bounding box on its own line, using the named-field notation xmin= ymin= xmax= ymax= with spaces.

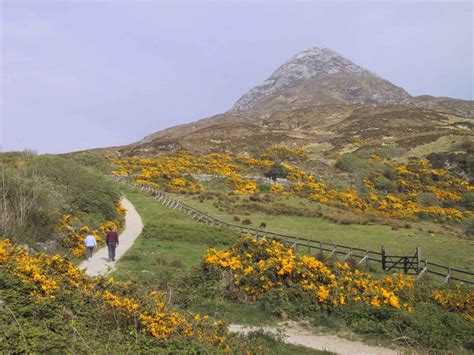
xmin=113 ymin=175 xmax=474 ymax=286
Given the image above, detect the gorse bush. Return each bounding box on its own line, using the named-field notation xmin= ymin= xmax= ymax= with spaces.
xmin=0 ymin=239 xmax=259 ymax=353
xmin=203 ymin=236 xmax=413 ymax=309
xmin=113 ymin=150 xmax=473 ymax=222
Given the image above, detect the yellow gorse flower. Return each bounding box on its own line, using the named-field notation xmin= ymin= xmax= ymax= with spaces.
xmin=56 ymin=202 xmax=127 ymax=258
xmin=0 ymin=239 xmax=229 ymax=346
xmin=203 ymin=236 xmax=416 ymax=311
xmin=111 ymin=152 xmax=473 ymax=222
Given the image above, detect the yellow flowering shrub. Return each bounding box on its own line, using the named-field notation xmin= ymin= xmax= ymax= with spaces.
xmin=111 ymin=152 xmax=472 ymax=222
xmin=225 ymin=173 xmax=259 ymax=194
xmin=56 ymin=203 xmax=127 ymax=258
xmin=260 ymin=146 xmax=307 ymax=161
xmin=363 ymin=159 xmax=473 ymax=221
xmin=0 ymin=239 xmax=230 ymax=347
xmin=237 ymin=156 xmax=273 ymax=170
xmin=203 ymin=236 xmax=413 ymax=310
xmin=432 ymin=285 xmax=474 ymax=320
xmin=270 ymin=184 xmax=285 ymax=193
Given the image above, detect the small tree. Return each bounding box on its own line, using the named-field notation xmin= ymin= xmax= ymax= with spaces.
xmin=264 ymin=162 xmax=289 ymax=181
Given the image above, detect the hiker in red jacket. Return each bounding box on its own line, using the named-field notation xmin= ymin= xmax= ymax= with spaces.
xmin=106 ymin=227 xmax=119 ymax=262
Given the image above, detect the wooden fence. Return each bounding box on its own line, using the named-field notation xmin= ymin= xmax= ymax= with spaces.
xmin=113 ymin=175 xmax=474 ymax=286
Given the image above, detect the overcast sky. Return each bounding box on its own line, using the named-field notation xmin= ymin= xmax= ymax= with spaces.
xmin=1 ymin=1 xmax=472 ymax=154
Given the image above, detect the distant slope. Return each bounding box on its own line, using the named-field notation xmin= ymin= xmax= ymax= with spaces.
xmin=406 ymin=95 xmax=473 ymax=118
xmin=123 ymin=104 xmax=472 ymax=160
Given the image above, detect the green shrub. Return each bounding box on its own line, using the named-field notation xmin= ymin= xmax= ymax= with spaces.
xmin=34 ymin=155 xmax=120 ymax=220
xmin=466 ymin=153 xmax=474 ymax=180
xmin=0 ymin=168 xmax=63 ymax=243
xmin=377 ymin=146 xmax=408 ymax=160
xmin=461 ymin=192 xmax=474 ymax=210
xmin=72 ymin=153 xmax=115 ymax=174
xmin=264 ymin=163 xmax=289 ymax=181
xmin=333 ymin=302 xmax=474 ymax=350
xmin=242 ymin=218 xmax=252 ymax=225
xmin=373 ymin=175 xmax=397 ymax=192
xmin=0 ymin=153 xmax=120 ymax=246
xmin=417 ymin=192 xmax=441 ymax=207
xmin=257 ymin=183 xmax=271 ymax=192
xmin=0 ymin=270 xmax=262 ymax=354
xmin=335 ymin=153 xmax=372 ymax=175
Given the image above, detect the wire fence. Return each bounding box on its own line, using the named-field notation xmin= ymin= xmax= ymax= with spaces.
xmin=113 ymin=175 xmax=474 ymax=286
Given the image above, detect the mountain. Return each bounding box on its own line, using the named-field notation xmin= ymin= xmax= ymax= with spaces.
xmin=95 ymin=47 xmax=472 ymax=176
xmin=229 ymin=47 xmax=410 ymax=113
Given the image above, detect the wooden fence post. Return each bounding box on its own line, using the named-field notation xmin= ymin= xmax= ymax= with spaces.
xmin=381 ymin=246 xmax=386 ymax=271
xmin=444 ymin=267 xmax=451 ymax=284
xmin=344 ymin=248 xmax=353 ymax=261
xmin=416 ymin=260 xmax=428 ymax=281
xmin=403 ymin=256 xmax=408 ymax=274
xmin=416 ymin=246 xmax=421 ymax=274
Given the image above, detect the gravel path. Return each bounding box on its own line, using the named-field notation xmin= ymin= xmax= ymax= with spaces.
xmin=79 ymin=198 xmax=143 ymax=277
xmin=229 ymin=322 xmax=400 ymax=355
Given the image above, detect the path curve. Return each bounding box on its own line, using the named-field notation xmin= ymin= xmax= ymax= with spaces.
xmin=230 ymin=322 xmax=399 ymax=355
xmin=79 ymin=198 xmax=143 ymax=277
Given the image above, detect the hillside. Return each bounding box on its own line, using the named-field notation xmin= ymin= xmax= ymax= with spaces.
xmin=106 ymin=47 xmax=472 ymax=180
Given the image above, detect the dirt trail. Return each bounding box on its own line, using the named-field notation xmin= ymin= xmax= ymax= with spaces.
xmin=229 ymin=322 xmax=399 ymax=355
xmin=79 ymin=198 xmax=143 ymax=277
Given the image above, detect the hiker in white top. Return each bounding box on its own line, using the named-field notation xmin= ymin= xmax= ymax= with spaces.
xmin=84 ymin=233 xmax=97 ymax=261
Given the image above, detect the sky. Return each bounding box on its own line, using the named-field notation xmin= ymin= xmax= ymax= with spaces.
xmin=1 ymin=1 xmax=472 ymax=154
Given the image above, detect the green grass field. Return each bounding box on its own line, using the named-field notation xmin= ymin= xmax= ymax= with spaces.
xmin=169 ymin=193 xmax=474 ymax=272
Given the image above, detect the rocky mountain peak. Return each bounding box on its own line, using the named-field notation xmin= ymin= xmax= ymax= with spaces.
xmin=271 ymin=47 xmax=376 ymax=80
xmin=230 ymin=47 xmax=410 ymax=113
